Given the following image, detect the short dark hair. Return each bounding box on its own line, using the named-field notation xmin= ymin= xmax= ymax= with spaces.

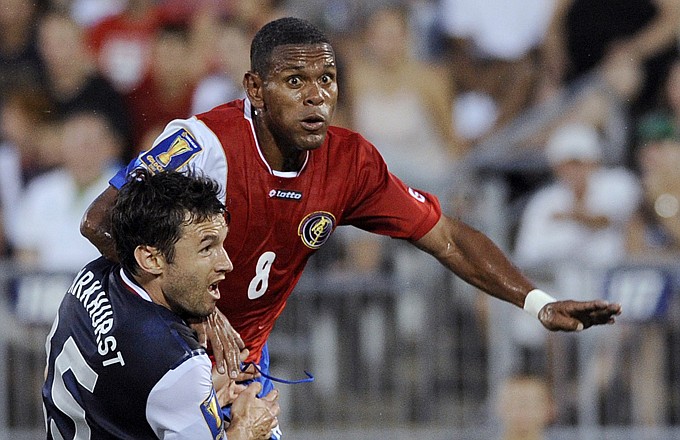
xmin=250 ymin=16 xmax=331 ymax=77
xmin=111 ymin=170 xmax=226 ymax=275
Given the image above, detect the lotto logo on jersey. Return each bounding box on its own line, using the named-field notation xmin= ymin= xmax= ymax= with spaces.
xmin=200 ymin=387 xmax=225 ymax=439
xmin=141 ymin=129 xmax=202 ymax=173
xmin=268 ymin=189 xmax=303 ymax=201
xmin=298 ymin=211 xmax=335 ymax=249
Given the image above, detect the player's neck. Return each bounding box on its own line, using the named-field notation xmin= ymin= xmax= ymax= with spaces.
xmin=254 ymin=121 xmax=305 ymax=172
xmin=261 ymin=142 xmax=305 ymax=172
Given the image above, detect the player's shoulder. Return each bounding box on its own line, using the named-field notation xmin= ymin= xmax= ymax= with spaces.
xmin=108 ymin=299 xmax=205 ymax=375
xmin=117 ymin=302 xmax=202 ymax=355
xmin=83 ymin=255 xmax=117 ymax=274
xmin=325 ymin=125 xmax=386 ymax=173
xmin=327 ymin=125 xmax=365 ymax=142
xmin=69 ymin=256 xmax=117 ymax=289
xmin=326 ymin=125 xmax=378 ymax=155
xmin=195 ymin=99 xmax=246 ymax=126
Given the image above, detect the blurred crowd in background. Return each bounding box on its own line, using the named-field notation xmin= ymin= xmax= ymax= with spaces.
xmin=2 ymin=0 xmax=680 ymax=435
xmin=2 ymin=0 xmax=680 ymax=270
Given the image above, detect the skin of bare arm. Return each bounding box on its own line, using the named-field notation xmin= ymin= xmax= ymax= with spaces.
xmin=80 ymin=185 xmax=119 ymax=262
xmin=413 ymin=215 xmax=533 ymax=308
xmin=413 ymin=215 xmax=622 ymax=331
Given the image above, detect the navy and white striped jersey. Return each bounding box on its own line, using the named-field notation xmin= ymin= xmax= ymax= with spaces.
xmin=42 ymin=256 xmax=226 ymax=439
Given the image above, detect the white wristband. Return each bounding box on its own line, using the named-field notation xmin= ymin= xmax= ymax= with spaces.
xmin=523 ymin=289 xmax=557 ymax=318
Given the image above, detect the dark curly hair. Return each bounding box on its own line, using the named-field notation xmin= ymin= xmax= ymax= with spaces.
xmin=250 ymin=16 xmax=331 ymax=78
xmin=111 ymin=170 xmax=226 ymax=275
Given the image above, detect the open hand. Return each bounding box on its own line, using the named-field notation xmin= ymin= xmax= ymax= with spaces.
xmin=228 ymin=382 xmax=280 ymax=440
xmin=192 ymin=309 xmax=248 ymax=378
xmin=539 ymin=300 xmax=621 ymax=331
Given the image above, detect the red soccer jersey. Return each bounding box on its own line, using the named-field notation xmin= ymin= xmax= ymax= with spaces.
xmin=117 ymin=99 xmax=442 ymax=361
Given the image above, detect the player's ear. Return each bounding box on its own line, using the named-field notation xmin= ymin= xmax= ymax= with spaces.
xmin=243 ymin=71 xmax=265 ymax=112
xmin=134 ymin=245 xmax=164 ymax=275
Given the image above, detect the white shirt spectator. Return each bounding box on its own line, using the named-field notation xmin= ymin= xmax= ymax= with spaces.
xmin=438 ymin=0 xmax=555 ymax=60
xmin=514 ymin=122 xmax=642 ymax=269
xmin=13 ymin=166 xmax=117 ymax=272
xmin=0 ymin=142 xmax=21 ymax=242
xmin=515 ymin=167 xmax=641 ymax=268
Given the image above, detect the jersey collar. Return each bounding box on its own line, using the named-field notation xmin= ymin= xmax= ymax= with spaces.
xmin=119 ymin=268 xmax=152 ymax=302
xmin=243 ymin=98 xmax=309 ymax=178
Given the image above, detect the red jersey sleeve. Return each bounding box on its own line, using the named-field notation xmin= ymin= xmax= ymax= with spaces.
xmin=339 ymin=133 xmax=442 ymax=241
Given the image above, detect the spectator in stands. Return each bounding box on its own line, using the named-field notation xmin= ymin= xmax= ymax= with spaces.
xmin=539 ymin=0 xmax=680 ymax=117
xmin=124 ymin=21 xmax=202 ymax=154
xmin=497 ymin=375 xmax=553 ymax=440
xmin=627 ymin=58 xmax=680 ymax=253
xmin=438 ymin=0 xmax=554 ymax=144
xmin=514 ymin=122 xmax=642 ymax=268
xmin=0 ymin=0 xmax=46 ymax=107
xmin=339 ymin=4 xmax=464 ymax=274
xmin=37 ymin=10 xmax=132 ymax=160
xmin=511 ymin=122 xmax=644 ymax=426
xmin=86 ymin=0 xmax=159 ymax=94
xmin=627 ymin=113 xmax=680 ymax=255
xmin=13 ymin=111 xmax=122 ymax=272
xmin=191 ymin=18 xmax=250 ymax=115
xmin=346 ymin=4 xmax=464 ymax=195
xmin=0 ymin=86 xmax=58 ymax=254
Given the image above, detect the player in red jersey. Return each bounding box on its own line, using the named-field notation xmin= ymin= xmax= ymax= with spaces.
xmin=81 ymin=17 xmax=622 ymax=437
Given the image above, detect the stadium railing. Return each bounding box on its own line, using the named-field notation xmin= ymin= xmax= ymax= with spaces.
xmin=1 ymin=250 xmax=679 ymax=439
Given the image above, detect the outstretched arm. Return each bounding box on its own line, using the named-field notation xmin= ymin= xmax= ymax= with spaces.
xmin=80 ymin=185 xmax=119 ymax=261
xmin=413 ymin=215 xmax=621 ymax=331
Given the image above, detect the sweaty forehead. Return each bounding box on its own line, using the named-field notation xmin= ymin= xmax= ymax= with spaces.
xmin=183 ymin=214 xmax=227 ymax=238
xmin=269 ymin=43 xmax=335 ymax=72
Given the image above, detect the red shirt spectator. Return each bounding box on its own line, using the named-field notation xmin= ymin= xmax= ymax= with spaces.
xmin=86 ymin=0 xmax=161 ymax=93
xmin=124 ymin=22 xmax=197 ymax=152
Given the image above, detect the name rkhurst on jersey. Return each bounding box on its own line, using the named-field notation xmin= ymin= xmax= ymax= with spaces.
xmin=268 ymin=189 xmax=303 ymax=200
xmin=68 ymin=268 xmax=125 ymax=367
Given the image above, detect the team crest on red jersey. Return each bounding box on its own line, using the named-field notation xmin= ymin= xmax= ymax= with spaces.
xmin=298 ymin=211 xmax=335 ymax=249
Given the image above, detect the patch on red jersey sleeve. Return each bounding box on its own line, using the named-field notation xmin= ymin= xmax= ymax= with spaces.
xmin=141 ymin=129 xmax=202 ymax=173
xmin=200 ymin=387 xmax=225 ymax=439
xmin=298 ymin=211 xmax=336 ymax=249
